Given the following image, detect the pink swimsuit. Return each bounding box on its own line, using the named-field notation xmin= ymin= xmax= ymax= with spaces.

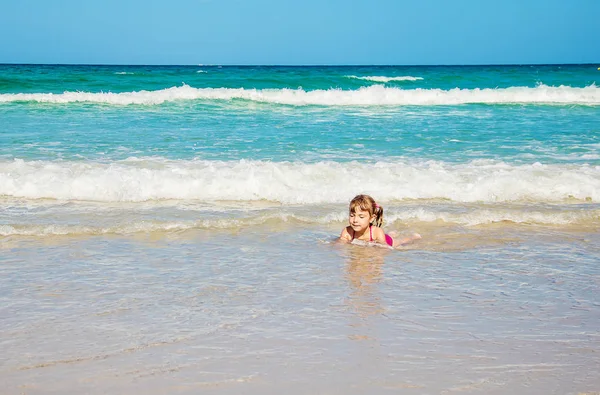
xmin=352 ymin=226 xmax=394 ymax=247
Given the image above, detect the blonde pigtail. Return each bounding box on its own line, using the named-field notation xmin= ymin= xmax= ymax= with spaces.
xmin=373 ymin=204 xmax=384 ymax=227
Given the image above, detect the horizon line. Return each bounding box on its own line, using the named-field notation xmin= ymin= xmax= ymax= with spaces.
xmin=1 ymin=62 xmax=599 ymax=67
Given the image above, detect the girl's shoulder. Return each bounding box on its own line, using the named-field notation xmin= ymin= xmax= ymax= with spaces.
xmin=370 ymin=225 xmax=385 ymax=233
xmin=370 ymin=225 xmax=387 ymax=239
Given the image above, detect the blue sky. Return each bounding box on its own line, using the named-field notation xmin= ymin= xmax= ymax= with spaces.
xmin=1 ymin=0 xmax=598 ymax=65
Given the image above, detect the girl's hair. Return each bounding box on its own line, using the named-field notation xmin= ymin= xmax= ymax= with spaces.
xmin=349 ymin=194 xmax=384 ymax=227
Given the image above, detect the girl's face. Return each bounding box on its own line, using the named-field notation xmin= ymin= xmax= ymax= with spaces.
xmin=348 ymin=207 xmax=374 ymax=233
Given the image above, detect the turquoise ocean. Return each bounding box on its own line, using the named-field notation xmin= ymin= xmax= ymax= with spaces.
xmin=1 ymin=64 xmax=599 ymax=394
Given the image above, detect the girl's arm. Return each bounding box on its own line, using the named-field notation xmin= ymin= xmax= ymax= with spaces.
xmin=339 ymin=226 xmax=353 ymax=243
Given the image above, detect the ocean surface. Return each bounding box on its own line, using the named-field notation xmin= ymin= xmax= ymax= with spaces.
xmin=1 ymin=64 xmax=599 ymax=394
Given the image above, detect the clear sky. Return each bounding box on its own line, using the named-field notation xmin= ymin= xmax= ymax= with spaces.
xmin=1 ymin=0 xmax=598 ymax=65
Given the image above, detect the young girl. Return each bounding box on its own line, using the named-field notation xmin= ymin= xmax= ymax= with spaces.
xmin=339 ymin=194 xmax=421 ymax=248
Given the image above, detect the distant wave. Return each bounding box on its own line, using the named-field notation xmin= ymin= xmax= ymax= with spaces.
xmin=346 ymin=75 xmax=423 ymax=82
xmin=1 ymin=84 xmax=598 ymax=106
xmin=1 ymin=158 xmax=598 ymax=203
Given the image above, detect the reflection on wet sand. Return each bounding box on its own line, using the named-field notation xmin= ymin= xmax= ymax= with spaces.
xmin=344 ymin=245 xmax=389 ymax=338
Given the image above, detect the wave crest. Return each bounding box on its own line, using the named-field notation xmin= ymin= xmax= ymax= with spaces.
xmin=346 ymin=75 xmax=424 ymax=82
xmin=1 ymin=84 xmax=598 ymax=106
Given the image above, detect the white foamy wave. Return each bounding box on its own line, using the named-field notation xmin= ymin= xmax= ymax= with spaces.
xmin=0 ymin=212 xmax=340 ymax=236
xmin=0 ymin=219 xmax=236 ymax=236
xmin=385 ymin=208 xmax=600 ymax=227
xmin=1 ymin=159 xmax=598 ymax=203
xmin=1 ymin=84 xmax=599 ymax=106
xmin=291 ymin=207 xmax=600 ymax=227
xmin=346 ymin=75 xmax=423 ymax=82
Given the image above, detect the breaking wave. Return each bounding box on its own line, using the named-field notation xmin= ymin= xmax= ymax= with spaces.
xmin=1 ymin=84 xmax=598 ymax=106
xmin=1 ymin=158 xmax=598 ymax=203
xmin=346 ymin=75 xmax=424 ymax=82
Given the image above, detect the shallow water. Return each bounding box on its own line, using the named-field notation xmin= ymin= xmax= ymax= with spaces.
xmin=2 ymin=225 xmax=599 ymax=394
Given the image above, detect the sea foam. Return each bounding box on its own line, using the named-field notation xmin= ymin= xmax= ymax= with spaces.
xmin=1 ymin=158 xmax=598 ymax=203
xmin=346 ymin=75 xmax=424 ymax=82
xmin=1 ymin=84 xmax=599 ymax=106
